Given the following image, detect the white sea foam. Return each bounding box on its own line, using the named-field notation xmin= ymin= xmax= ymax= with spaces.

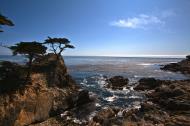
xmin=83 ymin=78 xmax=87 ymax=83
xmin=73 ymin=118 xmax=82 ymax=124
xmin=95 ymin=103 xmax=101 ymax=107
xmin=88 ymin=111 xmax=97 ymax=120
xmin=107 ymin=88 xmax=129 ymax=95
xmin=129 ymin=95 xmax=141 ymax=99
xmin=132 ymin=101 xmax=141 ymax=109
xmin=154 ymin=69 xmax=161 ymax=72
xmin=130 ymin=86 xmax=134 ymax=91
xmin=96 ymin=74 xmax=107 ymax=87
xmin=104 ymin=95 xmax=118 ymax=102
xmin=134 ymin=105 xmax=141 ymax=109
xmin=117 ymin=110 xmax=123 ymax=117
xmin=66 ymin=116 xmax=71 ymax=120
xmin=80 ymin=78 xmax=87 ymax=85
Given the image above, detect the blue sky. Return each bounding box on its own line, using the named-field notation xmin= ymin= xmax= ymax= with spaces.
xmin=0 ymin=0 xmax=190 ymax=57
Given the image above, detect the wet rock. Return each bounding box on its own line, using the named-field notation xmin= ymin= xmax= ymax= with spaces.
xmin=161 ymin=63 xmax=181 ymax=72
xmin=161 ymin=55 xmax=190 ymax=74
xmin=134 ymin=78 xmax=161 ymax=91
xmin=92 ymin=107 xmax=117 ymax=125
xmin=75 ymin=90 xmax=92 ymax=107
xmin=121 ymin=79 xmax=190 ymax=126
xmin=106 ymin=76 xmax=129 ymax=90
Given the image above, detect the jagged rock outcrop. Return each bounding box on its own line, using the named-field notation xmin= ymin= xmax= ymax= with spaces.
xmin=33 ymin=53 xmax=75 ymax=87
xmin=161 ymin=56 xmax=190 ymax=74
xmin=131 ymin=79 xmax=190 ymax=125
xmin=0 ymin=54 xmax=80 ymax=126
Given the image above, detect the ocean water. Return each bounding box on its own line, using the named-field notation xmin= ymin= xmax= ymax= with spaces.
xmin=0 ymin=55 xmax=189 ymax=111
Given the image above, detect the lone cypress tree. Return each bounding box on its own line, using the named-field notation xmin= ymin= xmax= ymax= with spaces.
xmin=44 ymin=37 xmax=75 ymax=58
xmin=9 ymin=42 xmax=47 ymax=80
xmin=0 ymin=14 xmax=14 ymax=32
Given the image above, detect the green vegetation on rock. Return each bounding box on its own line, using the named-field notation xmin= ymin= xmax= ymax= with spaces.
xmin=9 ymin=42 xmax=47 ymax=80
xmin=0 ymin=13 xmax=14 ymax=32
xmin=44 ymin=37 xmax=75 ymax=58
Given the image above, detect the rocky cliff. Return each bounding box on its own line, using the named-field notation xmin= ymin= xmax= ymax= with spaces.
xmin=0 ymin=54 xmax=79 ymax=126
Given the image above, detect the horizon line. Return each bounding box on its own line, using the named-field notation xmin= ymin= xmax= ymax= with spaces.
xmin=64 ymin=54 xmax=186 ymax=58
xmin=0 ymin=54 xmax=187 ymax=58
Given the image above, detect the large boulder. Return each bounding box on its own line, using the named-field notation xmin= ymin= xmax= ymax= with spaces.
xmin=106 ymin=76 xmax=129 ymax=90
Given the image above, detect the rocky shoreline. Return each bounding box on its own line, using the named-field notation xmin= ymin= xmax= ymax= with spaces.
xmin=87 ymin=78 xmax=190 ymax=126
xmin=28 ymin=79 xmax=190 ymax=126
xmin=0 ymin=54 xmax=190 ymax=126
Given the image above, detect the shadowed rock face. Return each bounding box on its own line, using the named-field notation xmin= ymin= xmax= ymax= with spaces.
xmin=0 ymin=54 xmax=79 ymax=126
xmin=161 ymin=57 xmax=190 ymax=74
xmin=0 ymin=61 xmax=26 ymax=93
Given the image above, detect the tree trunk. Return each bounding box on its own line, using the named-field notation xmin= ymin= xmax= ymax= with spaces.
xmin=26 ymin=55 xmax=33 ymax=81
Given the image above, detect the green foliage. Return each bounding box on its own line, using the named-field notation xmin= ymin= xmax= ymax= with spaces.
xmin=9 ymin=41 xmax=47 ymax=66
xmin=0 ymin=61 xmax=26 ymax=94
xmin=9 ymin=42 xmax=47 ymax=79
xmin=44 ymin=37 xmax=75 ymax=56
xmin=0 ymin=14 xmax=14 ymax=32
xmin=9 ymin=42 xmax=47 ymax=57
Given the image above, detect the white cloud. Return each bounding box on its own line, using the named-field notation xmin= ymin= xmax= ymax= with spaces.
xmin=110 ymin=14 xmax=164 ymax=29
